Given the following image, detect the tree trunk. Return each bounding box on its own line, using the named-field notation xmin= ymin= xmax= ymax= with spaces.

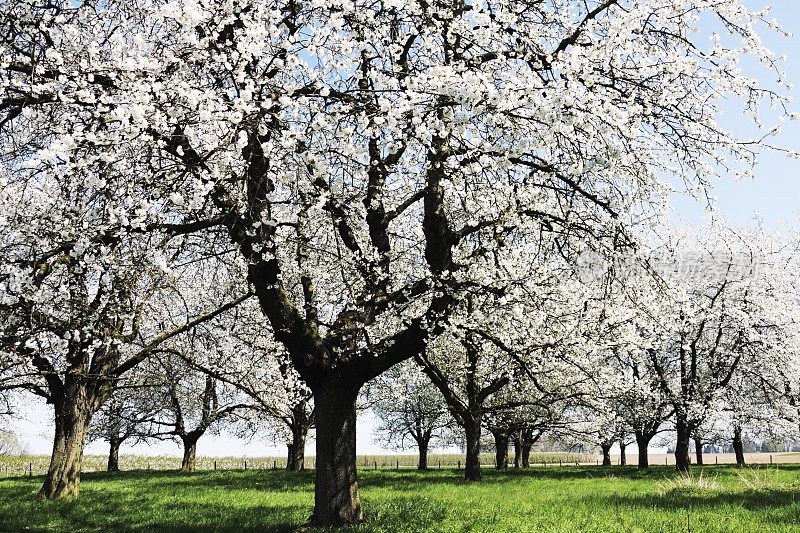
xmin=733 ymin=425 xmax=746 ymax=466
xmin=694 ymin=436 xmax=704 ymax=466
xmin=619 ymin=440 xmax=627 ymax=466
xmin=107 ymin=437 xmax=121 ymax=472
xmin=181 ymin=436 xmax=198 ymax=472
xmin=464 ymin=418 xmax=482 ymax=481
xmin=492 ymin=430 xmax=509 ymax=470
xmin=513 ymin=435 xmax=522 ymax=469
xmin=675 ymin=418 xmax=692 ymax=473
xmin=600 ymin=443 xmax=612 ymax=467
xmin=286 ymin=425 xmax=307 ymax=471
xmin=38 ymin=393 xmax=93 ymax=500
xmin=417 ymin=437 xmax=429 ymax=470
xmin=635 ymin=431 xmax=650 ymax=469
xmin=522 ymin=444 xmax=532 ymax=468
xmin=308 ymin=381 xmax=364 ymax=526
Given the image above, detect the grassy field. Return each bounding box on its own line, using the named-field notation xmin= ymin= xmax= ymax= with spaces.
xmin=1 ymin=465 xmax=799 ymax=532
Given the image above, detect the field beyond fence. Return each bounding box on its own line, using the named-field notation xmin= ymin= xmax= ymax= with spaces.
xmin=3 ymin=451 xmax=800 ymax=478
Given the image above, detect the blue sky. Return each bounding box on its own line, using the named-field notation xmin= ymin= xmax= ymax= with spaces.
xmin=671 ymin=0 xmax=800 ymax=230
xmin=11 ymin=1 xmax=800 ymax=459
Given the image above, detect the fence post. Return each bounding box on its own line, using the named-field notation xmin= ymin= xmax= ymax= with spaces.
xmin=438 ymin=460 xmax=441 ymax=470
xmin=458 ymin=460 xmax=461 ymax=470
xmin=665 ymin=457 xmax=668 ymax=466
xmin=396 ymin=460 xmax=399 ymax=471
xmin=29 ymin=463 xmax=32 ymax=477
xmin=374 ymin=461 xmax=377 ymax=470
xmin=560 ymin=459 xmax=562 ymax=467
xmin=770 ymin=455 xmax=773 ymax=465
xmin=214 ymin=460 xmax=217 ymax=471
xmin=244 ymin=460 xmax=247 ymax=471
xmin=273 ymin=460 xmax=277 ymax=470
xmin=715 ymin=456 xmax=718 ymax=465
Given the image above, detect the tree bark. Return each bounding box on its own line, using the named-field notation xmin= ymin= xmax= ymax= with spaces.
xmin=619 ymin=439 xmax=627 ymax=466
xmin=492 ymin=430 xmax=509 ymax=470
xmin=417 ymin=437 xmax=429 ymax=470
xmin=522 ymin=444 xmax=532 ymax=468
xmin=38 ymin=392 xmax=92 ymax=499
xmin=694 ymin=436 xmax=704 ymax=466
xmin=675 ymin=418 xmax=692 ymax=472
xmin=308 ymin=381 xmax=364 ymax=526
xmin=600 ymin=442 xmax=612 ymax=467
xmin=464 ymin=418 xmax=482 ymax=481
xmin=107 ymin=437 xmax=121 ymax=472
xmin=733 ymin=425 xmax=746 ymax=466
xmin=287 ymin=425 xmax=307 ymax=471
xmin=181 ymin=436 xmax=198 ymax=472
xmin=635 ymin=431 xmax=650 ymax=469
xmin=513 ymin=435 xmax=522 ymax=469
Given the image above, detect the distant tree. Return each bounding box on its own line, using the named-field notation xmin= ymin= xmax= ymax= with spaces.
xmin=88 ymin=371 xmax=162 ymax=472
xmin=511 ymin=427 xmax=546 ymax=469
xmin=366 ymin=361 xmax=453 ymax=470
xmin=417 ymin=330 xmax=511 ymax=482
xmin=0 ymin=429 xmax=22 ymax=456
xmin=173 ymin=301 xmax=314 ymax=471
xmin=149 ymin=355 xmax=250 ymax=472
xmin=485 ymin=377 xmax=572 ymax=470
xmin=613 ymin=356 xmax=672 ymax=469
xmin=641 ymin=227 xmax=792 ymax=472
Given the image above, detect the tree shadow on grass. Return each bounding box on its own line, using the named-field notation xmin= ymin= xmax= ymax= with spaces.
xmin=356 ymin=465 xmax=678 ymax=490
xmin=1 ymin=503 xmax=307 ymax=533
xmin=0 ymin=474 xmax=452 ymax=533
xmin=11 ymin=463 xmax=774 ymax=492
xmin=598 ymin=487 xmax=800 ymax=528
xmin=0 ymin=475 xmax=309 ymax=532
xmin=119 ymin=502 xmax=308 ymax=533
xmin=83 ymin=468 xmax=316 ymax=492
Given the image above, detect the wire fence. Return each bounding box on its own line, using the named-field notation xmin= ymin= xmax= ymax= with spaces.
xmin=0 ymin=452 xmax=590 ymax=477
xmin=1 ymin=452 xmax=797 ymax=478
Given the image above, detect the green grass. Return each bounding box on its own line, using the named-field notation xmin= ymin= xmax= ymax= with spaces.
xmin=1 ymin=466 xmax=799 ymax=532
